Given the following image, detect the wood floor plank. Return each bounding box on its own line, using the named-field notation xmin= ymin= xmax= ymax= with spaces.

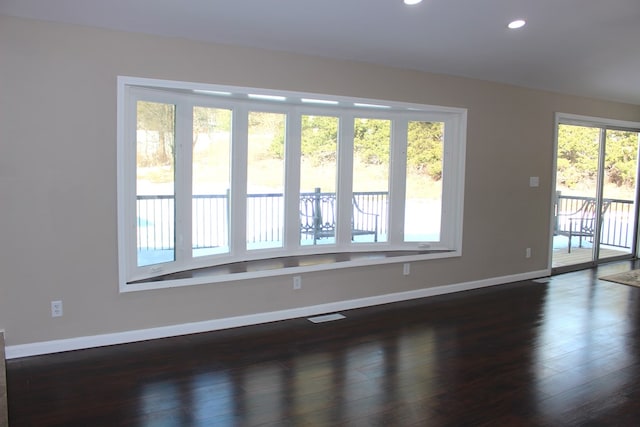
xmin=7 ymin=260 xmax=640 ymax=426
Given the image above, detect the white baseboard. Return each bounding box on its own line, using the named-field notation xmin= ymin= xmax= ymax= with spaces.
xmin=5 ymin=269 xmax=550 ymax=359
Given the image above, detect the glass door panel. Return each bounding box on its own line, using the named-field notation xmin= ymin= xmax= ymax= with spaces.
xmin=553 ymin=123 xmax=639 ymax=270
xmin=598 ymin=129 xmax=639 ymax=260
xmin=553 ymin=124 xmax=600 ymax=268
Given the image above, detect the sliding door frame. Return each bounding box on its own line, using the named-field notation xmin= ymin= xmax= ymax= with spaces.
xmin=550 ymin=113 xmax=640 ymax=274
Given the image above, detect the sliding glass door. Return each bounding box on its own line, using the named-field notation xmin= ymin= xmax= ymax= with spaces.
xmin=552 ymin=115 xmax=640 ymax=272
xmin=598 ymin=129 xmax=639 ymax=261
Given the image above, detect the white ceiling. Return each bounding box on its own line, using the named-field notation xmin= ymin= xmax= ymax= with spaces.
xmin=2 ymin=0 xmax=639 ymax=105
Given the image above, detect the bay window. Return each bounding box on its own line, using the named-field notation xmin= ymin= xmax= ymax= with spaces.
xmin=117 ymin=77 xmax=466 ymax=290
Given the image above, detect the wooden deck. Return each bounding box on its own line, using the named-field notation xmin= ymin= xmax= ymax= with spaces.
xmin=553 ymin=246 xmax=631 ymax=268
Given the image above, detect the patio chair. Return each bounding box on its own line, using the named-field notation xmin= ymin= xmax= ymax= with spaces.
xmin=555 ymin=199 xmax=611 ymax=253
xmin=299 ymin=189 xmax=379 ymax=244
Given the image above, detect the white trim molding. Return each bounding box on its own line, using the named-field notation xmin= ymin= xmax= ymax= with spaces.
xmin=5 ymin=269 xmax=550 ymax=359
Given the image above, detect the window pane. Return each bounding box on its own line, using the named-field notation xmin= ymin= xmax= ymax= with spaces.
xmin=405 ymin=121 xmax=444 ymax=242
xmin=300 ymin=115 xmax=339 ymax=245
xmin=192 ymin=106 xmax=232 ymax=257
xmin=136 ymin=101 xmax=176 ymax=266
xmin=353 ymin=118 xmax=390 ymax=243
xmin=599 ymin=129 xmax=638 ymax=260
xmin=247 ymin=112 xmax=286 ymax=250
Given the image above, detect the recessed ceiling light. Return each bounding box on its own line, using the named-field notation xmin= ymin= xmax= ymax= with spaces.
xmin=404 ymin=0 xmax=423 ymax=5
xmin=508 ymin=19 xmax=526 ymax=29
xmin=248 ymin=94 xmax=286 ymax=101
xmin=301 ymin=98 xmax=339 ymax=105
xmin=354 ymin=102 xmax=390 ymax=109
xmin=193 ymin=89 xmax=232 ymax=96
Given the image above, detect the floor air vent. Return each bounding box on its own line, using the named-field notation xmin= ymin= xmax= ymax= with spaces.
xmin=307 ymin=313 xmax=346 ymax=323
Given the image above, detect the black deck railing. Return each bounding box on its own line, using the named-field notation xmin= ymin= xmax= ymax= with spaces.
xmin=554 ymin=194 xmax=635 ymax=249
xmin=137 ymin=191 xmax=389 ymax=251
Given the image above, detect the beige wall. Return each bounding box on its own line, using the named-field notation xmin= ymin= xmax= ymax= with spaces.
xmin=1 ymin=15 xmax=639 ymax=347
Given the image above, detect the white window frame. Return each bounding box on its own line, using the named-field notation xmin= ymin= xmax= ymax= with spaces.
xmin=117 ymin=76 xmax=467 ymax=292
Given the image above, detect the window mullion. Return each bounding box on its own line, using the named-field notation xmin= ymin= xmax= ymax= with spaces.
xmin=336 ymin=115 xmax=354 ymax=245
xmin=440 ymin=115 xmax=466 ymax=249
xmin=388 ymin=119 xmax=408 ymax=245
xmin=174 ymin=100 xmax=193 ymax=265
xmin=230 ymin=106 xmax=249 ymax=257
xmin=284 ymin=110 xmax=302 ymax=249
xmin=123 ymin=89 xmax=139 ymax=282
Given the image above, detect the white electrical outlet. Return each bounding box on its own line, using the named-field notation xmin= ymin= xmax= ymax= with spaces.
xmin=403 ymin=263 xmax=410 ymax=276
xmin=526 ymin=248 xmax=532 ymax=258
xmin=293 ymin=276 xmax=302 ymax=290
xmin=51 ymin=300 xmax=63 ymax=317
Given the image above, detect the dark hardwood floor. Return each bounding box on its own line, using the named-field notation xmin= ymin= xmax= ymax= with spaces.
xmin=7 ymin=261 xmax=640 ymax=426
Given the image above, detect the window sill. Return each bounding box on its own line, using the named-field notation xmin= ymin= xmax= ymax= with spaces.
xmin=121 ymin=249 xmax=458 ymax=293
